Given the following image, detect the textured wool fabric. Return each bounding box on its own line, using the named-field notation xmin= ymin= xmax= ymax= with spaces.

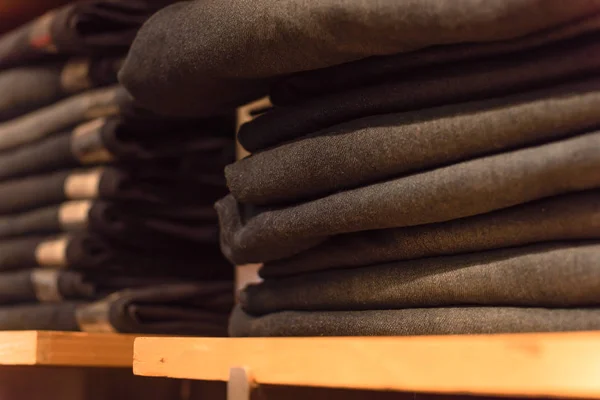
xmin=0 ymin=283 xmax=233 ymax=334
xmin=229 ymin=305 xmax=600 ymax=337
xmin=0 ymin=165 xmax=224 ymax=215
xmin=238 ymin=35 xmax=600 ymax=151
xmin=0 ymin=233 xmax=233 ymax=279
xmin=0 ymin=85 xmax=131 ymax=152
xmin=262 ymin=191 xmax=600 ymax=277
xmin=228 ymin=78 xmax=600 ymax=205
xmin=244 ymin=242 xmax=600 ymax=315
xmin=0 ymin=200 xmax=220 ymax=249
xmin=119 ymin=0 xmax=600 ymax=117
xmin=0 ymin=0 xmax=173 ymax=70
xmin=218 ymin=131 xmax=600 ymax=264
xmin=0 ymin=57 xmax=121 ymax=122
xmin=270 ymin=12 xmax=600 ymax=105
xmin=0 ymin=116 xmax=234 ymax=181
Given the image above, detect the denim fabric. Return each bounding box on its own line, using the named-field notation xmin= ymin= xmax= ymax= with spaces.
xmin=0 ymin=57 xmax=121 ymax=122
xmin=229 ymin=305 xmax=600 ymax=337
xmin=0 ymin=283 xmax=233 ymax=334
xmin=228 ymin=78 xmax=600 ymax=205
xmin=261 ymin=191 xmax=600 ymax=277
xmin=244 ymin=242 xmax=600 ymax=314
xmin=238 ymin=35 xmax=600 ymax=151
xmin=217 ymin=131 xmax=600 ymax=264
xmin=0 ymin=85 xmax=131 ymax=152
xmin=119 ymin=0 xmax=600 ymax=116
xmin=270 ymin=12 xmax=600 ymax=105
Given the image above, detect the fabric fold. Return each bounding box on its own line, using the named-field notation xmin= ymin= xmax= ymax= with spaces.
xmin=0 ymin=165 xmax=224 ymax=215
xmin=239 ymin=34 xmax=600 ymax=152
xmin=0 ymin=283 xmax=233 ymax=335
xmin=0 ymin=269 xmax=95 ymax=304
xmin=0 ymin=233 xmax=233 ymax=279
xmin=0 ymin=116 xmax=234 ymax=181
xmin=228 ymin=78 xmax=600 ymax=205
xmin=0 ymin=269 xmax=231 ymax=306
xmin=0 ymin=0 xmax=171 ymax=70
xmin=261 ymin=191 xmax=600 ymax=277
xmin=0 ymin=85 xmax=132 ymax=152
xmin=119 ymin=0 xmax=600 ymax=116
xmin=270 ymin=12 xmax=600 ymax=105
xmin=218 ymin=131 xmax=600 ymax=264
xmin=0 ymin=57 xmax=121 ymax=122
xmin=244 ymin=242 xmax=600 ymax=315
xmin=0 ymin=200 xmax=219 ymax=247
xmin=229 ymin=305 xmax=600 ymax=337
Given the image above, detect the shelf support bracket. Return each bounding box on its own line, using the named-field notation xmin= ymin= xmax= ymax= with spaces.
xmin=228 ymin=367 xmax=259 ymax=400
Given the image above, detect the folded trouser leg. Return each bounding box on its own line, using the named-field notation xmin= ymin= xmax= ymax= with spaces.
xmin=0 ymin=283 xmax=234 ymax=334
xmin=262 ymin=190 xmax=600 ymax=276
xmin=0 ymin=269 xmax=95 ymax=304
xmin=238 ymin=34 xmax=600 ymax=151
xmin=269 ymin=13 xmax=600 ymax=105
xmin=245 ymin=242 xmax=600 ymax=314
xmin=0 ymin=85 xmax=131 ymax=152
xmin=120 ymin=0 xmax=600 ymax=116
xmin=0 ymin=58 xmax=121 ymax=122
xmin=228 ymin=78 xmax=600 ymax=205
xmin=0 ymin=1 xmax=165 ymax=69
xmin=218 ymin=131 xmax=600 ymax=264
xmin=229 ymin=305 xmax=600 ymax=337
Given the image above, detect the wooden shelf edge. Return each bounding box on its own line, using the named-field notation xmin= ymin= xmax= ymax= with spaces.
xmin=0 ymin=331 xmax=136 ymax=367
xmin=133 ymin=332 xmax=600 ymax=398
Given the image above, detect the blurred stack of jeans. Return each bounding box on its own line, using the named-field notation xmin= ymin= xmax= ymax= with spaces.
xmin=0 ymin=0 xmax=235 ymax=335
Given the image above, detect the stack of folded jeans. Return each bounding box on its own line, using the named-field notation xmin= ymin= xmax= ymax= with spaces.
xmin=178 ymin=5 xmax=600 ymax=336
xmin=0 ymin=0 xmax=235 ymax=335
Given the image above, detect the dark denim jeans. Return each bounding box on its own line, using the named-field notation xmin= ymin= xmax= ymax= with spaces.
xmin=0 ymin=57 xmax=121 ymax=122
xmin=0 ymin=283 xmax=232 ymax=334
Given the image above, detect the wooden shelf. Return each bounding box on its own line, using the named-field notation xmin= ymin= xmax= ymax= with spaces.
xmin=133 ymin=331 xmax=600 ymax=398
xmin=0 ymin=331 xmax=136 ymax=367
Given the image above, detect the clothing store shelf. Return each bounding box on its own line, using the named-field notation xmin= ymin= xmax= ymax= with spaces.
xmin=0 ymin=331 xmax=136 ymax=367
xmin=133 ymin=331 xmax=600 ymax=398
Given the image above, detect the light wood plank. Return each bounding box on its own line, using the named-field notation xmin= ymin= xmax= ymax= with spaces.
xmin=134 ymin=332 xmax=600 ymax=398
xmin=0 ymin=331 xmax=136 ymax=367
xmin=0 ymin=331 xmax=39 ymax=365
